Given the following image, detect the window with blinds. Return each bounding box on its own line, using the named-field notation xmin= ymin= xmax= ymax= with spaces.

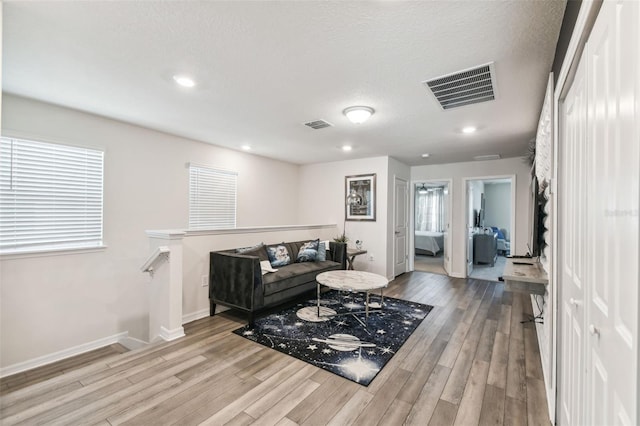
xmin=0 ymin=137 xmax=104 ymax=254
xmin=189 ymin=164 xmax=237 ymax=230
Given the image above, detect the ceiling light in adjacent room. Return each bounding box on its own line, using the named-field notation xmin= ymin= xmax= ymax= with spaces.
xmin=173 ymin=75 xmax=196 ymax=88
xmin=342 ymin=145 xmax=352 ymax=152
xmin=462 ymin=126 xmax=477 ymax=134
xmin=343 ymin=106 xmax=375 ymax=124
xmin=421 ymin=153 xmax=430 ymax=158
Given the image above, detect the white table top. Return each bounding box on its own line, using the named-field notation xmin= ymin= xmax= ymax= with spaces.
xmin=316 ymin=270 xmax=388 ymax=292
xmin=502 ymin=258 xmax=549 ymax=284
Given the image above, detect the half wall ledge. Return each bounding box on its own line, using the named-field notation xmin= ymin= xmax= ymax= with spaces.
xmin=144 ymin=224 xmax=339 ymax=341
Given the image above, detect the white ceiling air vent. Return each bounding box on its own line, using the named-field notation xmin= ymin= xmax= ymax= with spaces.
xmin=424 ymin=62 xmax=497 ymax=110
xmin=304 ymin=119 xmax=332 ymax=130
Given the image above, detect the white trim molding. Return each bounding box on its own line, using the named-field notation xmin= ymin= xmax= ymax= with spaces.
xmin=159 ymin=326 xmax=185 ymax=342
xmin=146 ymin=224 xmax=337 ymax=240
xmin=0 ymin=331 xmax=128 ymax=378
xmin=182 ymin=308 xmax=210 ymax=325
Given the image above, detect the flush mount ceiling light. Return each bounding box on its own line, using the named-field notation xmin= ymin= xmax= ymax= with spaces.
xmin=173 ymin=75 xmax=195 ymax=88
xmin=421 ymin=153 xmax=430 ymax=158
xmin=241 ymin=145 xmax=252 ymax=151
xmin=462 ymin=126 xmax=477 ymax=134
xmin=342 ymin=145 xmax=352 ymax=152
xmin=343 ymin=106 xmax=375 ymax=124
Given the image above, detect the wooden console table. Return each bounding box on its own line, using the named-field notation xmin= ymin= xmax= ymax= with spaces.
xmin=346 ymin=248 xmax=367 ymax=270
xmin=502 ymin=258 xmax=548 ymax=295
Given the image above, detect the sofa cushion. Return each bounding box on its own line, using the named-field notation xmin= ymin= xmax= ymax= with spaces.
xmin=237 ymin=244 xmax=269 ymax=262
xmin=296 ymin=239 xmax=319 ymax=263
xmin=262 ymin=260 xmax=341 ymax=296
xmin=266 ymin=244 xmax=291 ymax=267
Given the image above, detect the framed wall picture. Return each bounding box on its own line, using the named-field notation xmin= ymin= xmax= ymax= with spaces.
xmin=345 ymin=173 xmax=376 ymax=221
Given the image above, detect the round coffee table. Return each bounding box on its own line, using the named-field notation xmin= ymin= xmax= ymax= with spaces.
xmin=315 ymin=270 xmax=389 ymax=319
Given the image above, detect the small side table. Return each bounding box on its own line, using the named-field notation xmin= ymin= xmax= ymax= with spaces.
xmin=346 ymin=248 xmax=367 ymax=270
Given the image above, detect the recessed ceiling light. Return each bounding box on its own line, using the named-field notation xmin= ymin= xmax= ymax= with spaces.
xmin=173 ymin=75 xmax=195 ymax=88
xmin=343 ymin=106 xmax=375 ymax=124
xmin=342 ymin=145 xmax=352 ymax=152
xmin=462 ymin=126 xmax=477 ymax=134
xmin=421 ymin=153 xmax=430 ymax=158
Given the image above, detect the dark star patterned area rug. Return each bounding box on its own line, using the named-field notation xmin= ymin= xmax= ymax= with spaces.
xmin=232 ymin=290 xmax=433 ymax=386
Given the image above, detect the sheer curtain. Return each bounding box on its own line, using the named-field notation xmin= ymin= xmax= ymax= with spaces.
xmin=415 ymin=187 xmax=444 ymax=232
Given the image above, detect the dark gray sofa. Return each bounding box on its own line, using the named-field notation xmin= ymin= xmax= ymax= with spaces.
xmin=209 ymin=240 xmax=346 ymax=324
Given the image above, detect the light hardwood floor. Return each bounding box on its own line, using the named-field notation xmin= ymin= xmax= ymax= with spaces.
xmin=413 ymin=254 xmax=447 ymax=276
xmin=0 ymin=272 xmax=550 ymax=425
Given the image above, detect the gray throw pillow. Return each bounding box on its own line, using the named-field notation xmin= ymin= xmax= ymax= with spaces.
xmin=237 ymin=243 xmax=268 ymax=261
xmin=296 ymin=239 xmax=319 ymax=263
xmin=316 ymin=241 xmax=327 ymax=262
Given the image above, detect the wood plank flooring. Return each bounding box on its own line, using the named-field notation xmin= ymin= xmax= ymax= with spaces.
xmin=0 ymin=272 xmax=550 ymax=425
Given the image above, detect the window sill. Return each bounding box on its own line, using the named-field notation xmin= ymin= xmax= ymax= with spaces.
xmin=0 ymin=245 xmax=108 ymax=260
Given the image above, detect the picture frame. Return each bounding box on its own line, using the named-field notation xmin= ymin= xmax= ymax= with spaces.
xmin=345 ymin=173 xmax=376 ymax=221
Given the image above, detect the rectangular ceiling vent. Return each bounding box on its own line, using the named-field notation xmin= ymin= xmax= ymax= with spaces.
xmin=304 ymin=119 xmax=332 ymax=130
xmin=423 ymin=62 xmax=497 ymax=110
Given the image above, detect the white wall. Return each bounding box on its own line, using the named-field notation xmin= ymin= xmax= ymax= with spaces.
xmin=412 ymin=157 xmax=531 ymax=277
xmin=0 ymin=94 xmax=300 ymax=369
xmin=484 ymin=182 xmax=512 ymax=237
xmin=298 ymin=156 xmax=391 ymax=277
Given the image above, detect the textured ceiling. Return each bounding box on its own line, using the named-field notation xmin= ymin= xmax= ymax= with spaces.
xmin=3 ymin=1 xmax=566 ymax=166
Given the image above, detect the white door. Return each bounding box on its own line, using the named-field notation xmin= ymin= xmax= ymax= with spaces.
xmin=393 ymin=177 xmax=408 ymax=277
xmin=558 ymin=2 xmax=639 ymax=424
xmin=585 ymin=2 xmax=638 ymax=423
xmin=442 ymin=183 xmax=451 ymax=275
xmin=559 ymin=50 xmax=587 ymax=426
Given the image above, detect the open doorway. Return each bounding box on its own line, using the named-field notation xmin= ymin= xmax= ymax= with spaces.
xmin=413 ymin=180 xmax=450 ymax=275
xmin=465 ymin=177 xmax=514 ymax=282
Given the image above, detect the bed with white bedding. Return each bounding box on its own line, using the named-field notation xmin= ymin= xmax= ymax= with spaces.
xmin=415 ymin=231 xmax=445 ymax=256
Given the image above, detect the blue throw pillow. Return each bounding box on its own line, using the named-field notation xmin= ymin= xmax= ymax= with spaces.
xmin=296 ymin=239 xmax=319 ymax=263
xmin=316 ymin=241 xmax=327 ymax=262
xmin=237 ymin=242 xmax=263 ymax=253
xmin=491 ymin=227 xmax=506 ymax=240
xmin=266 ymin=244 xmax=291 ymax=267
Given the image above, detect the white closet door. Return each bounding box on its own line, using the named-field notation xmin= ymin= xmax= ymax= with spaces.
xmin=559 ymin=49 xmax=588 ymax=426
xmin=586 ymin=1 xmax=639 ymax=424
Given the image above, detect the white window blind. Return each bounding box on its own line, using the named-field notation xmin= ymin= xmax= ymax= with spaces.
xmin=0 ymin=137 xmax=104 ymax=254
xmin=189 ymin=164 xmax=237 ymax=230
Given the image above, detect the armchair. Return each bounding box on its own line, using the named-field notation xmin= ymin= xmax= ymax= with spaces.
xmin=496 ymin=227 xmax=510 ymax=255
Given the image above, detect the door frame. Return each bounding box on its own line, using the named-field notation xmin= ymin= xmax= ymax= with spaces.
xmin=462 ymin=174 xmax=517 ymax=279
xmin=408 ymin=178 xmax=453 ymax=275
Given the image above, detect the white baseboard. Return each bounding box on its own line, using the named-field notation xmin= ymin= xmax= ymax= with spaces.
xmin=159 ymin=326 xmax=185 ymax=341
xmin=0 ymin=331 xmax=128 ymax=378
xmin=118 ymin=336 xmax=148 ymax=351
xmin=449 ymin=272 xmax=465 ymax=278
xmin=182 ymin=308 xmax=210 ymax=324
